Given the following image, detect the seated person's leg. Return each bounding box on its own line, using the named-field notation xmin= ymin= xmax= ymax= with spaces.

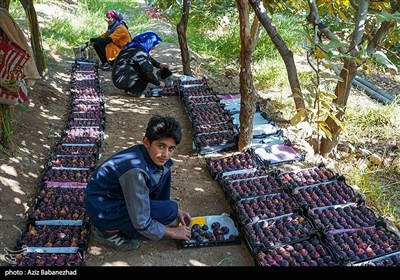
xmin=127 ymin=79 xmax=148 ymax=96
xmin=149 ymin=199 xmax=178 ymax=225
xmin=98 ymin=200 xmax=178 ymax=239
xmin=92 ymin=42 xmax=107 ymax=65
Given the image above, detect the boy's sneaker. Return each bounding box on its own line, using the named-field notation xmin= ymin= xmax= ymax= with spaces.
xmin=101 ymin=63 xmax=112 ymax=71
xmin=92 ymin=227 xmax=140 ymax=251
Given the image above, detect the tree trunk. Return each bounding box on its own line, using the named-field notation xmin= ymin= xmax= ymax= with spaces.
xmin=236 ymin=0 xmax=256 ymax=151
xmin=19 ymin=0 xmax=46 ymax=76
xmin=319 ymin=58 xmax=358 ymax=155
xmin=250 ymin=14 xmax=261 ymax=51
xmin=176 ymin=0 xmax=192 ymax=76
xmin=249 ymin=0 xmax=306 ymax=111
xmin=319 ymin=0 xmax=370 ymax=156
xmin=0 ymin=0 xmax=11 ymax=9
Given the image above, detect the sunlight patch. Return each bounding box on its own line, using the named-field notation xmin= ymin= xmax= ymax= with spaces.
xmin=189 ymin=259 xmax=206 ymax=266
xmin=88 ymin=246 xmax=102 ymax=256
xmin=103 ymin=261 xmax=129 ymax=266
xmin=27 ymin=173 xmax=39 ymax=178
xmin=14 ymin=197 xmax=22 ymax=204
xmin=0 ymin=177 xmax=24 ymax=194
xmin=1 ymin=165 xmax=18 ymax=177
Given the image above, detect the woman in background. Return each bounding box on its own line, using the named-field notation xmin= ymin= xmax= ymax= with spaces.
xmin=111 ymin=31 xmax=170 ymax=96
xmin=82 ymin=10 xmax=131 ymax=71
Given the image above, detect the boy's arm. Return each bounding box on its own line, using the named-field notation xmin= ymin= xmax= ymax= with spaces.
xmin=119 ymin=168 xmax=166 ymax=240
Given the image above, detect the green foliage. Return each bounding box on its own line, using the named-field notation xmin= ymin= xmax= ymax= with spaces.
xmin=253 ymin=14 xmax=303 ymax=61
xmin=343 ymin=165 xmax=400 ymax=226
xmin=346 ymin=101 xmax=399 ymax=142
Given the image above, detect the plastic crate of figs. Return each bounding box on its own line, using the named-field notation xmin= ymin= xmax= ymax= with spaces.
xmin=67 ymin=118 xmax=106 ymax=128
xmin=16 ymin=221 xmax=90 ymax=250
xmin=70 ymin=88 xmax=104 ymax=101
xmin=189 ymin=110 xmax=232 ymax=127
xmin=206 ymin=150 xmax=261 ymax=180
xmin=322 ymin=225 xmax=400 ymax=265
xmin=184 ymin=95 xmax=221 ymax=109
xmin=277 ymin=163 xmax=337 ymax=191
xmin=255 ymin=235 xmax=342 ymax=266
xmin=70 ymin=78 xmax=100 ymax=90
xmin=153 ymin=86 xmax=179 ymax=96
xmin=179 ymin=77 xmax=207 ymax=87
xmin=71 ymin=70 xmax=98 ymax=81
xmin=42 ymin=167 xmax=92 ymax=184
xmin=4 ymin=249 xmax=85 ymax=267
xmin=233 ymin=192 xmax=299 ymax=226
xmin=34 ymin=185 xmax=86 ymax=207
xmin=53 ymin=143 xmax=100 ymax=157
xmin=290 ymin=178 xmax=363 ymax=209
xmin=48 ymin=154 xmax=97 ymax=169
xmin=217 ymin=168 xmax=270 ymax=186
xmin=70 ymin=102 xmax=105 ymax=114
xmin=72 ymin=61 xmax=98 ymax=72
xmin=351 ymin=250 xmax=400 ymax=267
xmin=70 ymin=98 xmax=104 ymax=107
xmin=220 ymin=171 xmax=282 ymax=202
xmin=193 ymin=122 xmax=235 ymax=136
xmin=306 ymin=203 xmax=382 ymax=232
xmin=243 ymin=212 xmax=316 ymax=255
xmin=177 ymin=214 xmax=241 ymax=249
xmin=30 ymin=186 xmax=89 ymax=222
xmin=193 ymin=131 xmax=237 ymax=155
xmin=59 ymin=127 xmax=104 ymax=145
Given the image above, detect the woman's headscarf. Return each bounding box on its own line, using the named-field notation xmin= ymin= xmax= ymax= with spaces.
xmin=106 ymin=10 xmax=125 ymax=34
xmin=123 ymin=31 xmax=162 ymax=53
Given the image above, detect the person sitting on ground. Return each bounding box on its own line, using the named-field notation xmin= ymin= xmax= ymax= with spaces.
xmin=85 ymin=115 xmax=192 ymax=251
xmin=82 ymin=10 xmax=131 ymax=71
xmin=111 ymin=30 xmax=170 ymax=96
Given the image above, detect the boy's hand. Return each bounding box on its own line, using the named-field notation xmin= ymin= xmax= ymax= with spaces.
xmin=177 ymin=209 xmax=192 ymax=227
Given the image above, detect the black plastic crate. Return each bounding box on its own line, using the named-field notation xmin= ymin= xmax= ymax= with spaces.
xmin=242 ymin=212 xmax=315 ymax=255
xmin=254 ymin=235 xmax=341 ymax=266
xmin=42 ymin=167 xmax=92 ymax=183
xmin=206 ymin=151 xmax=261 ymax=180
xmin=322 ymin=225 xmax=400 ymax=265
xmin=35 ymin=185 xmax=86 ymax=205
xmin=307 ymin=203 xmax=381 ymax=231
xmin=53 ymin=143 xmax=100 ymax=157
xmin=233 ymin=192 xmax=298 ymax=226
xmin=48 ymin=154 xmax=97 ymax=169
xmin=277 ymin=163 xmax=337 ymax=190
xmin=217 ymin=168 xmax=270 ymax=185
xmin=291 ymin=179 xmax=361 ymax=209
xmin=4 ymin=248 xmax=86 ymax=267
xmin=351 ymin=250 xmax=400 ymax=266
xmin=177 ymin=214 xmax=241 ymax=249
xmin=17 ymin=222 xmax=90 ymax=250
xmin=221 ymin=173 xmax=281 ymax=202
xmin=30 ymin=196 xmax=89 ymax=222
xmin=193 ymin=131 xmax=237 ymax=156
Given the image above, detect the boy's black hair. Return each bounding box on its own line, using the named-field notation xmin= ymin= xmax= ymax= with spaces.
xmin=145 ymin=115 xmax=182 ymax=145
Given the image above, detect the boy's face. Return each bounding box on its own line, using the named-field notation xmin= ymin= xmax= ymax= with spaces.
xmin=143 ymin=137 xmax=177 ymax=167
